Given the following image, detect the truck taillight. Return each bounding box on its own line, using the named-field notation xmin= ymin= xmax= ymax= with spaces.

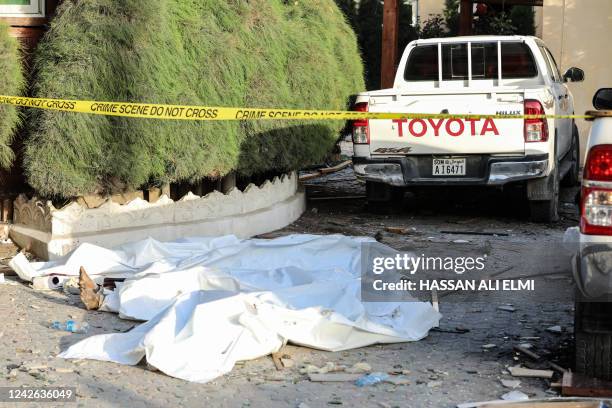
xmin=581 ymin=145 xmax=612 ymax=235
xmin=524 ymin=100 xmax=548 ymax=143
xmin=352 ymin=102 xmax=369 ymax=144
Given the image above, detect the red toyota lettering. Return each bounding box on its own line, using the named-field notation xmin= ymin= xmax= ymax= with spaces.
xmin=445 ymin=119 xmax=465 ymax=137
xmin=480 ymin=118 xmax=500 ymax=136
xmin=409 ymin=119 xmax=427 ymax=137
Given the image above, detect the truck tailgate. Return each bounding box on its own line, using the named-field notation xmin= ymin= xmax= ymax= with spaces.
xmin=368 ymin=92 xmax=525 ymax=155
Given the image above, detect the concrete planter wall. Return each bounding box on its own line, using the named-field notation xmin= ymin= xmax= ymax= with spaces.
xmin=10 ymin=172 xmax=305 ymax=260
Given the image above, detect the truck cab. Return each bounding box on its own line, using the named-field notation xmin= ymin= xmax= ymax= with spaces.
xmin=352 ymin=35 xmax=584 ymax=222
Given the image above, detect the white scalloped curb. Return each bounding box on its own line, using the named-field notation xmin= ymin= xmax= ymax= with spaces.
xmin=10 ymin=172 xmax=305 ymax=260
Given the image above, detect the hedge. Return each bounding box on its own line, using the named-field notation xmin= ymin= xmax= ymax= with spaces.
xmin=0 ymin=21 xmax=23 ymax=168
xmin=25 ymin=0 xmax=364 ymax=197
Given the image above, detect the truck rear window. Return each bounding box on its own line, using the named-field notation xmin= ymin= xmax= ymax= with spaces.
xmin=404 ymin=42 xmax=538 ymax=81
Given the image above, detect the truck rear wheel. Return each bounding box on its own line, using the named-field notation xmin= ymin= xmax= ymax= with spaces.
xmin=528 ymin=165 xmax=560 ymax=223
xmin=562 ymin=124 xmax=580 ymax=187
xmin=366 ymin=181 xmax=404 ymax=213
xmin=575 ymin=302 xmax=612 ymax=380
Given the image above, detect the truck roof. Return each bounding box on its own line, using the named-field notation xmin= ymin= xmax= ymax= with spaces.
xmin=412 ymin=35 xmax=538 ymax=45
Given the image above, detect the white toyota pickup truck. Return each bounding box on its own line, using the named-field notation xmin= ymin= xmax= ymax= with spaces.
xmin=352 ymin=35 xmax=584 ymax=222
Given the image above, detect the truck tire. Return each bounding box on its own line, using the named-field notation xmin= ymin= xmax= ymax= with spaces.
xmin=528 ymin=165 xmax=559 ymax=223
xmin=562 ymin=124 xmax=580 ymax=187
xmin=366 ymin=181 xmax=404 ymax=213
xmin=575 ymin=302 xmax=612 ymax=380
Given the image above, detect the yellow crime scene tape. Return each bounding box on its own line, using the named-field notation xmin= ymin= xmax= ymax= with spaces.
xmin=0 ymin=95 xmax=595 ymax=121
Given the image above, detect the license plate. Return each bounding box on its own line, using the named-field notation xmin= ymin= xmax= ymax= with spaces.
xmin=432 ymin=158 xmax=466 ymax=176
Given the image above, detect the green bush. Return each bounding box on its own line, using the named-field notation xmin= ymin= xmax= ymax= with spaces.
xmin=26 ymin=0 xmax=364 ymax=197
xmin=0 ymin=21 xmax=24 ymax=168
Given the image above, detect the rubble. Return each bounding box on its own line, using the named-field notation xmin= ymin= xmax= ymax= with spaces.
xmin=500 ymin=390 xmax=529 ymax=401
xmin=508 ymin=366 xmax=554 ymax=379
xmin=500 ymin=379 xmax=521 ymax=389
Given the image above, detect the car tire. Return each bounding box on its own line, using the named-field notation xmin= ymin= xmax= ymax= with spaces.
xmin=562 ymin=124 xmax=580 ymax=187
xmin=366 ymin=181 xmax=404 ymax=213
xmin=575 ymin=302 xmax=612 ymax=380
xmin=529 ymin=165 xmax=560 ymax=223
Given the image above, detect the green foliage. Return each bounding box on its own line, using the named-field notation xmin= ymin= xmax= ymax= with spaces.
xmin=474 ymin=12 xmax=516 ymax=35
xmin=26 ymin=0 xmax=364 ymax=197
xmin=510 ymin=6 xmax=536 ymax=36
xmin=420 ymin=3 xmax=535 ymax=38
xmin=442 ymin=0 xmax=459 ymax=36
xmin=0 ymin=22 xmax=23 ymax=169
xmin=419 ymin=15 xmax=447 ymax=39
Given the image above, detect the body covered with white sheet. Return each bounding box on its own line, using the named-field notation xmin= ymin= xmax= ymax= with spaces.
xmin=11 ymin=234 xmax=440 ymax=383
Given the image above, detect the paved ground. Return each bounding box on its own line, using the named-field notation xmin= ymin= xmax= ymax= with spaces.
xmin=0 ymin=164 xmax=582 ymax=408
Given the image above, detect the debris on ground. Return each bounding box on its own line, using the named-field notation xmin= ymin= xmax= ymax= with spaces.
xmin=49 ymin=320 xmax=89 ymax=334
xmin=500 ymin=379 xmax=521 ymax=389
xmin=308 ymin=373 xmax=362 ymax=382
xmin=546 ymin=325 xmax=563 ymax=334
xmin=440 ymin=230 xmax=510 ymax=237
xmin=501 ymin=390 xmax=529 ymax=401
xmin=508 ymin=366 xmax=554 ymax=379
xmin=498 ymin=305 xmax=516 ymax=312
xmin=299 ymin=362 xmax=346 ymax=375
xmin=345 ymin=362 xmax=372 ymax=374
xmin=355 ymin=372 xmax=389 ymax=387
xmin=561 ymin=372 xmax=612 ymax=398
xmin=299 ymin=160 xmax=352 ymax=181
xmin=458 ymin=399 xmax=611 ymax=408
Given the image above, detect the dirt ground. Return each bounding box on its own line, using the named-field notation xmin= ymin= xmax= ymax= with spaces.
xmin=0 ymin=162 xmax=582 ymax=407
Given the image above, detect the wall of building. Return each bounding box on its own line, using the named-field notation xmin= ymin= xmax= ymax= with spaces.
xmin=541 ymin=0 xmax=612 ymax=162
xmin=417 ymin=0 xmax=446 ymax=23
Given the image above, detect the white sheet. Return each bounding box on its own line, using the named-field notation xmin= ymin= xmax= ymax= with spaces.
xmin=12 ymin=234 xmax=441 ymax=383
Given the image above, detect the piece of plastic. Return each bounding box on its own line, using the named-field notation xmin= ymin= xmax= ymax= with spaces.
xmin=355 ymin=372 xmax=389 ymax=387
xmin=50 ymin=320 xmax=90 ymax=334
xmin=13 ymin=234 xmax=440 ymax=383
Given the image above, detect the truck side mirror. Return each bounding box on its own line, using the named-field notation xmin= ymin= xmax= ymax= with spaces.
xmin=563 ymin=67 xmax=584 ymax=82
xmin=593 ymin=88 xmax=612 ymax=110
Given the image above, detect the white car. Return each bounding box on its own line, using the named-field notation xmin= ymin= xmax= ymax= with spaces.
xmin=567 ymin=88 xmax=612 ymax=380
xmin=352 ymin=35 xmax=584 ymax=222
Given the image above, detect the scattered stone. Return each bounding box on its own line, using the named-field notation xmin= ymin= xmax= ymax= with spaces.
xmin=500 ymin=379 xmax=521 ymax=389
xmin=501 ymin=390 xmax=529 ymax=401
xmin=280 ymin=358 xmax=294 ymax=369
xmin=53 ymin=368 xmax=74 ymax=374
xmin=546 ymin=325 xmax=562 ymax=334
xmin=299 ymin=364 xmax=320 ymax=375
xmin=427 ymin=380 xmax=442 ymax=388
xmin=384 ymin=375 xmax=410 ymax=385
xmin=28 ymin=371 xmax=48 ymax=381
xmin=299 ymin=362 xmax=346 ymax=375
xmin=452 ymin=240 xmax=470 ymax=244
xmin=308 ymin=373 xmax=361 ymax=382
xmin=482 ymin=344 xmax=497 ymax=350
xmin=298 ymin=403 xmax=311 ymax=408
xmin=497 ymin=305 xmax=516 ymax=312
xmin=345 ymin=362 xmax=371 ymax=374
xmin=518 ymin=343 xmax=533 ymax=349
xmin=30 ymin=304 xmax=40 ymax=310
